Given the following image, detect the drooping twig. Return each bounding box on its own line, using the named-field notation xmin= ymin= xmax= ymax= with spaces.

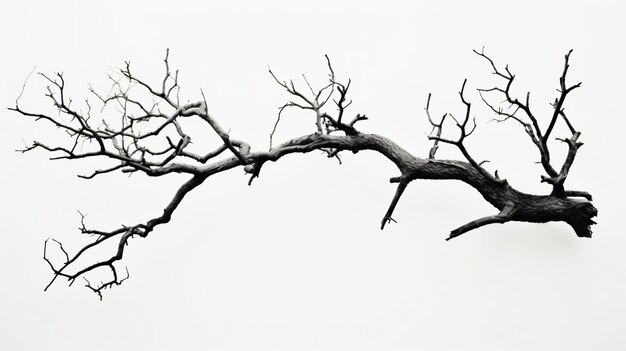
xmin=381 ymin=178 xmax=409 ymax=229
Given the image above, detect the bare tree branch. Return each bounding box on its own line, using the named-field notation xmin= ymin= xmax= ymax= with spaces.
xmin=425 ymin=93 xmax=447 ymax=159
xmin=543 ymin=49 xmax=581 ymax=142
xmin=381 ymin=178 xmax=409 ymax=229
xmin=10 ymin=50 xmax=597 ymax=297
xmin=447 ymin=206 xmax=515 ymax=240
xmin=427 ymin=80 xmax=502 ymax=184
xmin=475 ymin=48 xmax=584 ymax=195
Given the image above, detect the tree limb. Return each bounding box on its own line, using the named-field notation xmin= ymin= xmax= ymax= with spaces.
xmin=447 ymin=206 xmax=515 ymax=241
xmin=11 ymin=50 xmax=597 ymax=297
xmin=381 ymin=178 xmax=409 ymax=229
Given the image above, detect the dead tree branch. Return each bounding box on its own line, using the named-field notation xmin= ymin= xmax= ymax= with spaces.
xmin=10 ymin=49 xmax=597 ymax=297
xmin=475 ymin=48 xmax=583 ymax=197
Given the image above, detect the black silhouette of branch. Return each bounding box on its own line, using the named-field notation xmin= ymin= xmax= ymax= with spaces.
xmin=11 ymin=49 xmax=597 ymax=297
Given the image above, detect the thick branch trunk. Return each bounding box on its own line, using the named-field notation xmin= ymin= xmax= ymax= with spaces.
xmin=231 ymin=133 xmax=596 ymax=238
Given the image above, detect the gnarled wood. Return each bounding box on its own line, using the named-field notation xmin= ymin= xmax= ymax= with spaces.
xmin=247 ymin=132 xmax=597 ymax=239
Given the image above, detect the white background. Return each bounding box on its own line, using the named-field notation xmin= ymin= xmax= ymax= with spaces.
xmin=1 ymin=1 xmax=625 ymax=350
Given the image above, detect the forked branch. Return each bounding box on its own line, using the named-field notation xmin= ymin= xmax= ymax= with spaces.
xmin=427 ymin=80 xmax=502 ymax=184
xmin=475 ymin=48 xmax=584 ymax=195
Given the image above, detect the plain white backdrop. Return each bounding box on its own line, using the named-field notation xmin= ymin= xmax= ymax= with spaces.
xmin=1 ymin=1 xmax=625 ymax=350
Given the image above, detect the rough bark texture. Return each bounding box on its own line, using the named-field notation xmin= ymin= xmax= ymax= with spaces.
xmin=248 ymin=133 xmax=597 ymax=239
xmin=9 ymin=50 xmax=596 ymax=297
